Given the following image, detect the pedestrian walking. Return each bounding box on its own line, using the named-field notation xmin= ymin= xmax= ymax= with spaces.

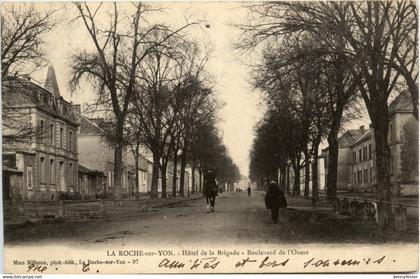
xmin=247 ymin=185 xmax=251 ymax=197
xmin=203 ymin=171 xmax=218 ymax=213
xmin=264 ymin=181 xmax=287 ymax=223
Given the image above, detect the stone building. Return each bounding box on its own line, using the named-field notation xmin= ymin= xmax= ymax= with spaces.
xmin=2 ymin=66 xmax=79 ymax=201
xmin=321 ymin=128 xmax=365 ymax=191
xmin=77 ymin=114 xmax=136 ymax=198
xmin=350 ymin=92 xmax=419 ymax=195
xmin=285 ymin=156 xmax=326 ymax=195
xmin=322 ymin=91 xmax=418 ymax=196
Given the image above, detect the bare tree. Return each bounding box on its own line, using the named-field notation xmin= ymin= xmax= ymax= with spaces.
xmin=381 ymin=2 xmax=418 ymax=119
xmin=129 ymin=33 xmax=188 ymax=198
xmin=242 ymin=2 xmax=417 ymax=226
xmin=1 ymin=3 xmax=58 ymax=78
xmin=70 ymin=3 xmax=200 ymax=198
xmin=237 ymin=2 xmax=361 ymax=199
xmin=340 ymin=2 xmax=415 ymax=226
xmin=1 ymin=4 xmax=59 ymax=144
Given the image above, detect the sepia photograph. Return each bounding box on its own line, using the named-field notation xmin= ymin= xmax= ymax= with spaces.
xmin=1 ymin=1 xmax=419 ymax=275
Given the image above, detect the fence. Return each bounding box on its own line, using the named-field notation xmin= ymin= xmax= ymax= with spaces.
xmin=283 ymin=192 xmax=418 ymax=231
xmin=4 ymin=195 xmax=202 ymax=224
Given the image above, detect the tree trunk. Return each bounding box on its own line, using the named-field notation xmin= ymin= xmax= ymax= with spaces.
xmin=293 ymin=168 xmax=300 ymax=196
xmin=286 ymin=165 xmax=290 ymax=195
xmin=198 ymin=167 xmax=202 ymax=193
xmin=292 ymin=158 xmax=301 ymax=196
xmin=134 ymin=142 xmax=140 ymax=199
xmin=372 ymin=107 xmax=392 ymax=228
xmin=160 ymin=163 xmax=167 ymax=198
xmin=326 ymin=106 xmax=344 ymax=200
xmin=191 ymin=162 xmax=196 ymax=194
xmin=113 ymin=121 xmax=124 ymax=199
xmin=304 ymin=147 xmax=310 ymax=198
xmin=151 ymin=152 xmax=160 ymax=199
xmin=172 ymin=151 xmax=178 ymax=197
xmin=179 ymin=149 xmax=187 ymax=196
xmin=312 ymin=144 xmax=319 ymax=205
xmin=280 ymin=166 xmax=286 ymax=193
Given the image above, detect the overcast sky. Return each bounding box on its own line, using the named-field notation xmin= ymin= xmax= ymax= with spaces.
xmin=29 ymin=2 xmax=264 ymax=177
xmin=28 ymin=2 xmax=370 ymax=177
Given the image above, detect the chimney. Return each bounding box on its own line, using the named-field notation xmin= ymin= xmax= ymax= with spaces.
xmin=44 ymin=65 xmax=61 ymax=97
xmin=72 ymin=104 xmax=81 ymax=116
xmin=359 ymin=125 xmax=365 ymax=132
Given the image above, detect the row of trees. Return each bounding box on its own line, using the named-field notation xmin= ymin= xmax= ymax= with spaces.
xmin=1 ymin=3 xmax=241 ymax=199
xmin=241 ymin=2 xmax=417 ymax=227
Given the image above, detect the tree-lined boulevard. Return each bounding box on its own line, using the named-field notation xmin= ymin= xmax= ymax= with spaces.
xmin=4 ymin=191 xmax=418 ymax=246
xmin=1 ymin=1 xmax=418 ymax=245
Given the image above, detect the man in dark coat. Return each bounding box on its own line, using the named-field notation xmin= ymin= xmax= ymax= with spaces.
xmin=203 ymin=171 xmax=218 ymax=213
xmin=265 ymin=181 xmax=287 ymax=223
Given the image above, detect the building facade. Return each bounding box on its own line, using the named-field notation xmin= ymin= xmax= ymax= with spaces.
xmin=350 ymin=92 xmax=419 ymax=195
xmin=322 ymin=91 xmax=418 ymax=196
xmin=2 ymin=66 xmax=79 ymax=201
xmin=285 ymin=157 xmax=326 ymax=195
xmin=77 ymin=115 xmax=135 ymax=198
xmin=321 ymin=128 xmax=365 ymax=191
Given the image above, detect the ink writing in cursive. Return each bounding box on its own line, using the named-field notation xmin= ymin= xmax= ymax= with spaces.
xmin=158 ymin=257 xmax=220 ymax=270
xmin=303 ymin=256 xmax=386 ymax=268
xmin=27 ymin=263 xmax=47 ymax=273
xmin=235 ymin=257 xmax=289 ymax=268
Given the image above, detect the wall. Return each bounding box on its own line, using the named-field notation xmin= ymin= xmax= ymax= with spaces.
xmin=78 ymin=135 xmax=107 ymax=172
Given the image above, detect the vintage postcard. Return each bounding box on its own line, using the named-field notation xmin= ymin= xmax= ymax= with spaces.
xmin=1 ymin=1 xmax=419 ymax=275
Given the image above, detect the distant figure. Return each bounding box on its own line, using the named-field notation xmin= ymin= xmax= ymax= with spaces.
xmin=203 ymin=171 xmax=218 ymax=213
xmin=264 ymin=181 xmax=287 ymax=223
xmin=247 ymin=185 xmax=251 ymax=197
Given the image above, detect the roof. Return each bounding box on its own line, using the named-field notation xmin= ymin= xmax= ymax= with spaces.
xmin=389 ymin=91 xmax=413 ymax=115
xmin=2 ymin=77 xmax=78 ymax=123
xmin=44 ymin=65 xmax=60 ymax=97
xmin=79 ymin=116 xmax=105 ymax=136
xmin=352 ymin=129 xmax=372 ymax=147
xmin=338 ymin=129 xmax=365 ymax=147
xmin=78 ymin=164 xmax=104 ymax=175
xmin=322 ymin=92 xmax=414 ymax=152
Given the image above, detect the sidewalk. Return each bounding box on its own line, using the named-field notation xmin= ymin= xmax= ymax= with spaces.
xmin=255 ymin=190 xmax=418 ymax=226
xmin=267 ymin=191 xmax=418 ymax=217
xmin=3 ymin=193 xmax=203 ymax=227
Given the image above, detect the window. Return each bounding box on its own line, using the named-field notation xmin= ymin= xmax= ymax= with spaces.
xmin=50 ymin=159 xmax=55 ymax=185
xmin=69 ymin=163 xmax=73 ymax=186
xmin=363 ymin=147 xmax=367 ymax=161
xmin=108 ymin=171 xmax=112 ymax=188
xmin=26 ymin=167 xmax=33 ymax=189
xmin=40 ymin=157 xmax=45 ymax=184
xmin=370 ymin=167 xmax=373 ymax=183
xmin=354 ymin=172 xmax=357 ymax=184
xmin=357 ymin=170 xmax=362 ymax=184
xmin=359 ymin=149 xmax=362 ymax=162
xmin=69 ymin=131 xmax=73 ymax=152
xmin=363 ymin=169 xmax=368 ymax=183
xmin=353 ymin=152 xmax=356 ymax=164
xmin=369 ymin=144 xmax=372 ymax=160
xmin=59 ymin=161 xmax=65 ymax=191
xmin=60 ymin=128 xmax=63 ymax=148
xmin=40 ymin=120 xmax=45 ymax=143
xmin=50 ymin=124 xmax=54 ymax=146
